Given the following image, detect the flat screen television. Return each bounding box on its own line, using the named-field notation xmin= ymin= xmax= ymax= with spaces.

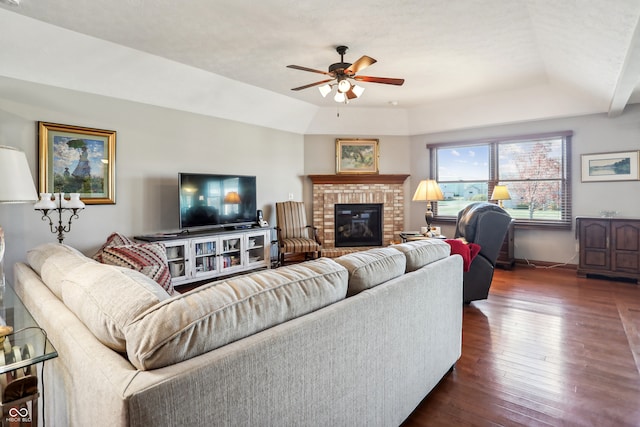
xmin=179 ymin=173 xmax=257 ymax=230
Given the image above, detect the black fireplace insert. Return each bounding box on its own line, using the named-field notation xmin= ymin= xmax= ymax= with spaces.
xmin=334 ymin=203 xmax=383 ymax=247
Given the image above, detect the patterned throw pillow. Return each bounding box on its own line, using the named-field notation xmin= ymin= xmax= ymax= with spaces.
xmin=93 ymin=232 xmax=135 ymax=262
xmin=100 ymin=243 xmax=176 ymax=295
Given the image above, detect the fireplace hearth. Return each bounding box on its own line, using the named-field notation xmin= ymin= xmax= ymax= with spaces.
xmin=335 ymin=203 xmax=383 ymax=247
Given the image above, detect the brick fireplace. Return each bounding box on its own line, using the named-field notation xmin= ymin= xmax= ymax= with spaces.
xmin=308 ymin=174 xmax=409 ymax=255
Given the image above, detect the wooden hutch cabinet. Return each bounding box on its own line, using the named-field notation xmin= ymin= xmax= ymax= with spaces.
xmin=576 ymin=217 xmax=640 ymax=282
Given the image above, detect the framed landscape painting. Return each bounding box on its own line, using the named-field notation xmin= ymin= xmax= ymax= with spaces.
xmin=336 ymin=138 xmax=379 ymax=174
xmin=38 ymin=122 xmax=116 ymax=204
xmin=581 ymin=151 xmax=639 ymax=182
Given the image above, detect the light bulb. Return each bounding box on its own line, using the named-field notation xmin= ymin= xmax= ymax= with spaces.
xmin=337 ymin=79 xmax=351 ymax=93
xmin=334 ymin=92 xmax=346 ymax=103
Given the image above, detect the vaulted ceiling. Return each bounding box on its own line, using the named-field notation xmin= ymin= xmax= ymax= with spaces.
xmin=1 ymin=0 xmax=640 ymax=135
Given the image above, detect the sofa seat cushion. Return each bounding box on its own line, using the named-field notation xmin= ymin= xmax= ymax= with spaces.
xmin=124 ymin=257 xmax=348 ymax=370
xmin=27 ymin=243 xmax=94 ymax=299
xmin=61 ymin=262 xmax=172 ymax=352
xmin=334 ymin=247 xmax=406 ymax=296
xmin=391 ymin=239 xmax=451 ymax=272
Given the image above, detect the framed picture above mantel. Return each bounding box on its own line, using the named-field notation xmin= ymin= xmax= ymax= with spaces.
xmin=38 ymin=122 xmax=116 ymax=204
xmin=336 ymin=138 xmax=379 ymax=174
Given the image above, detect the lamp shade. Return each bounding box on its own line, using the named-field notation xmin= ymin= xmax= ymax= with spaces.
xmin=318 ymin=84 xmax=332 ymax=98
xmin=223 ymin=191 xmax=241 ymax=204
xmin=352 ymin=84 xmax=365 ymax=98
xmin=337 ymin=79 xmax=351 ymax=93
xmin=412 ymin=179 xmax=444 ymax=202
xmin=0 ymin=145 xmax=38 ymax=203
xmin=491 ymin=185 xmax=511 ymax=201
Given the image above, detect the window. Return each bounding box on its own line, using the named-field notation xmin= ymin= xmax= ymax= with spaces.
xmin=429 ymin=131 xmax=572 ymax=228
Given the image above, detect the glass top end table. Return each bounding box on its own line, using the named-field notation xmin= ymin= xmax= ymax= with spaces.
xmin=0 ymin=283 xmax=57 ymax=426
xmin=0 ymin=284 xmax=57 ymax=375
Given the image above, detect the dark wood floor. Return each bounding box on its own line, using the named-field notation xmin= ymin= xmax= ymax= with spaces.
xmin=402 ymin=266 xmax=640 ymax=427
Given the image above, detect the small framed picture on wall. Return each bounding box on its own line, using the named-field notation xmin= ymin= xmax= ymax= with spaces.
xmin=581 ymin=151 xmax=639 ymax=182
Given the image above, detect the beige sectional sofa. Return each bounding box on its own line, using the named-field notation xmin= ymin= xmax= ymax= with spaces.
xmin=14 ymin=239 xmax=463 ymax=427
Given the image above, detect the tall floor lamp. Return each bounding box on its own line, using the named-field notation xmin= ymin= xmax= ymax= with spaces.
xmin=0 ymin=146 xmax=38 ymax=287
xmin=412 ymin=179 xmax=444 ymax=236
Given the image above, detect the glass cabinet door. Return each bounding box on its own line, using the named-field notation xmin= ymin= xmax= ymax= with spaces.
xmin=165 ymin=242 xmax=189 ymax=281
xmin=193 ymin=238 xmax=219 ymax=277
xmin=246 ymin=231 xmax=267 ymax=266
xmin=220 ymin=236 xmax=243 ymax=273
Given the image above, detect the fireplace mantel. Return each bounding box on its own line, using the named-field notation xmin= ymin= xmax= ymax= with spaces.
xmin=307 ymin=174 xmax=409 ymax=185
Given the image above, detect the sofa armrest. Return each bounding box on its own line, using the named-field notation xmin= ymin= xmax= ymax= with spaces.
xmin=13 ymin=262 xmax=138 ymax=427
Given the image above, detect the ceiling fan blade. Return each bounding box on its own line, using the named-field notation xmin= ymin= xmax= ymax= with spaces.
xmin=345 ymin=88 xmax=358 ymax=100
xmin=354 ymin=75 xmax=405 ymax=86
xmin=345 ymin=55 xmax=376 ymax=75
xmin=287 ymin=64 xmax=333 ymax=76
xmin=291 ymin=78 xmax=334 ymax=91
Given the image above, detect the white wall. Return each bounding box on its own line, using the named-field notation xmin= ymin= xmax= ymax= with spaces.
xmin=0 ymin=76 xmax=304 ymax=283
xmin=410 ymin=106 xmax=640 ymax=264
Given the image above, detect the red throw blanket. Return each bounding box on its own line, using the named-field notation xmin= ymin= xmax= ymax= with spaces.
xmin=445 ymin=239 xmax=481 ymax=272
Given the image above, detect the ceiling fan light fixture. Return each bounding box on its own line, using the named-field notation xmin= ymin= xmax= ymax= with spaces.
xmin=288 ymin=45 xmax=403 ymax=105
xmin=337 ymin=79 xmax=351 ymax=93
xmin=318 ymin=84 xmax=332 ymax=98
xmin=352 ymin=84 xmax=365 ymax=98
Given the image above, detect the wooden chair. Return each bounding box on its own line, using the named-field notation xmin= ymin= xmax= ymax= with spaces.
xmin=275 ymin=201 xmax=321 ymax=265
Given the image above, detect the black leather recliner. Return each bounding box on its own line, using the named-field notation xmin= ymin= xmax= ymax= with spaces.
xmin=454 ymin=202 xmax=514 ymax=303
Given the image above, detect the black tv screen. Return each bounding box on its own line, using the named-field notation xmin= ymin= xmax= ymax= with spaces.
xmin=179 ymin=173 xmax=257 ymax=230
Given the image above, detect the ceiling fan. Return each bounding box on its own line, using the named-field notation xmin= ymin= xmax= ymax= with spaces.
xmin=287 ymin=46 xmax=404 ymax=103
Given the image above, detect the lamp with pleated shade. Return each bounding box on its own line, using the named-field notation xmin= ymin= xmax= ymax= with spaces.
xmin=412 ymin=179 xmax=444 ymax=234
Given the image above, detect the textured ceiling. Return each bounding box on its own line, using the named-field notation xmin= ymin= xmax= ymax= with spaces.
xmin=2 ymin=0 xmax=640 ymax=121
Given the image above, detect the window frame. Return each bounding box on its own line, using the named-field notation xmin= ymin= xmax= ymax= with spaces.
xmin=428 ymin=131 xmax=573 ymax=229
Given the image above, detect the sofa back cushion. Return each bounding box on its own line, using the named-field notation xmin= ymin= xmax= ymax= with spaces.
xmin=334 ymin=247 xmax=406 ymax=296
xmin=27 ymin=243 xmax=94 ymax=299
xmin=391 ymin=239 xmax=451 ymax=272
xmin=124 ymin=257 xmax=348 ymax=370
xmin=61 ymin=262 xmax=171 ymax=352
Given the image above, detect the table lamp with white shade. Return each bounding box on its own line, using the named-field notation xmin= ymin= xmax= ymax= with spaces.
xmin=0 ymin=146 xmax=38 ymax=287
xmin=412 ymin=179 xmax=444 ymax=236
